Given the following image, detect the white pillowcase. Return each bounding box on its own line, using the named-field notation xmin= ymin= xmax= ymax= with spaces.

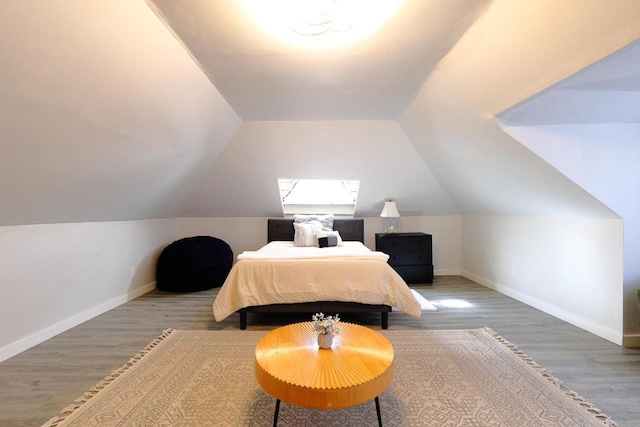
xmin=293 ymin=222 xmax=322 ymax=247
xmin=293 ymin=214 xmax=334 ymax=231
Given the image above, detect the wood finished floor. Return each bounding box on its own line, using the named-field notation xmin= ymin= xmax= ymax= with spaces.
xmin=1 ymin=275 xmax=639 ymax=426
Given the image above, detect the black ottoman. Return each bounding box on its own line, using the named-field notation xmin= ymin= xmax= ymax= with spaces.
xmin=156 ymin=236 xmax=233 ymax=292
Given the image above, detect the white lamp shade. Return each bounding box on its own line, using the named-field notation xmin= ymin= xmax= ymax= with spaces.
xmin=380 ymin=200 xmax=400 ymax=218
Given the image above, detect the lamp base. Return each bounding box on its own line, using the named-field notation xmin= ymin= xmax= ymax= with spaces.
xmin=382 ymin=218 xmax=399 ymax=234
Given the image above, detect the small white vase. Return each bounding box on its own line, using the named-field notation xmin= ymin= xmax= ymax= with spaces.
xmin=317 ymin=333 xmax=334 ymax=349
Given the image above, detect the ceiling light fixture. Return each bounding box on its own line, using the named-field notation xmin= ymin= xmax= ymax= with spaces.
xmin=290 ymin=0 xmax=353 ymax=36
xmin=241 ymin=0 xmax=403 ymax=48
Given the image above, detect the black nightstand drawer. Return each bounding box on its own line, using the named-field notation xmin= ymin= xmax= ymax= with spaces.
xmin=393 ymin=265 xmax=434 ymax=284
xmin=375 ymin=234 xmax=430 ymax=252
xmin=375 ymin=232 xmax=433 ymax=284
xmin=387 ymin=250 xmax=430 ymax=266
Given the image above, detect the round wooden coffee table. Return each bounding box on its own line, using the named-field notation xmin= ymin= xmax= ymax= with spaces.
xmin=255 ymin=321 xmax=394 ymax=426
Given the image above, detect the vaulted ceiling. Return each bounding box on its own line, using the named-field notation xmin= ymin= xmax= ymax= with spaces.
xmin=2 ymin=0 xmax=640 ymax=225
xmin=146 ymin=0 xmax=489 ymax=120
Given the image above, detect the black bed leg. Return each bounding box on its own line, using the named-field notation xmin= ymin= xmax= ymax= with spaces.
xmin=240 ymin=312 xmax=247 ymax=330
xmin=381 ymin=312 xmax=388 ymax=329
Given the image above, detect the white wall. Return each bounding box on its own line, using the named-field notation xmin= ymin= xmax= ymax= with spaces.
xmin=397 ymin=216 xmax=461 ymax=276
xmin=461 ymin=215 xmax=623 ymax=345
xmin=395 ymin=0 xmax=637 ymax=347
xmin=0 ymin=219 xmax=176 ymax=362
xmin=177 ymin=215 xmax=461 ymax=275
xmin=177 ymin=217 xmax=270 ymax=261
xmin=499 ymin=123 xmax=640 ymax=346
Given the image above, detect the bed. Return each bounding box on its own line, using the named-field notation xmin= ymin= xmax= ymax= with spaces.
xmin=212 ymin=218 xmax=421 ymax=329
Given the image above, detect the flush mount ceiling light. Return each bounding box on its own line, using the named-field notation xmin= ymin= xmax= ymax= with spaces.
xmin=241 ymin=0 xmax=403 ymax=48
xmin=290 ymin=0 xmax=353 ymax=36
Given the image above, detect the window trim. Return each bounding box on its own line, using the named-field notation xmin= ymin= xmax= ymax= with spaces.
xmin=278 ymin=178 xmax=359 ymax=216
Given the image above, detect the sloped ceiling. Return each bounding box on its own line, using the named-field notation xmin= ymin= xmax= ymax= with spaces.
xmin=2 ymin=1 xmax=640 ymax=225
xmin=496 ymin=39 xmax=640 ymax=217
xmin=0 ymin=0 xmax=240 ymax=226
xmin=183 ymin=120 xmax=458 ymax=217
xmin=499 ymin=40 xmax=640 ymax=127
xmin=398 ymin=0 xmax=640 ymax=218
xmin=146 ymin=0 xmax=490 ymax=120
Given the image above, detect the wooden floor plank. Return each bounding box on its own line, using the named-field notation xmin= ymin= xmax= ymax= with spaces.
xmin=1 ymin=276 xmax=639 ymax=426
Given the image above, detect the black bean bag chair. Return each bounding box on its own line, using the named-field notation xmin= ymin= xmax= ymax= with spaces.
xmin=156 ymin=236 xmax=233 ymax=292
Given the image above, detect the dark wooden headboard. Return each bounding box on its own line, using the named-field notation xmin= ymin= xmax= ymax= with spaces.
xmin=267 ymin=219 xmax=364 ymax=243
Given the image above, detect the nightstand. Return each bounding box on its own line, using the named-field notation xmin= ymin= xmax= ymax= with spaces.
xmin=375 ymin=233 xmax=433 ymax=284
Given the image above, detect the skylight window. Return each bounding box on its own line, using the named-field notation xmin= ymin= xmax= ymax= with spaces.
xmin=278 ymin=179 xmax=359 ymax=216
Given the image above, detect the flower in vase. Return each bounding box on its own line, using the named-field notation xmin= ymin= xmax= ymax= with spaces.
xmin=311 ymin=312 xmax=340 ymax=335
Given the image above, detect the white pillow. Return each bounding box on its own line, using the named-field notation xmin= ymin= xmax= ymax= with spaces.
xmin=293 ymin=214 xmax=334 ymax=231
xmin=293 ymin=222 xmax=322 ymax=247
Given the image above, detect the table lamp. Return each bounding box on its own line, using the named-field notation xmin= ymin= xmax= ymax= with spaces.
xmin=380 ymin=200 xmax=400 ymax=233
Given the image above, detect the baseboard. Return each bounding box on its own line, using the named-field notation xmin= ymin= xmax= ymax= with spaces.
xmin=434 ymin=268 xmax=460 ymax=276
xmin=460 ymin=270 xmax=623 ymax=346
xmin=622 ymin=333 xmax=640 ymax=348
xmin=0 ymin=282 xmax=156 ymax=363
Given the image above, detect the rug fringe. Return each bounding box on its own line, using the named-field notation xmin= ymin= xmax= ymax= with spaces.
xmin=41 ymin=328 xmax=176 ymax=427
xmin=481 ymin=327 xmax=618 ymax=427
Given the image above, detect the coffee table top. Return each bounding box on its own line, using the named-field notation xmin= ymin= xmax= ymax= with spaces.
xmin=255 ymin=321 xmax=394 ymax=409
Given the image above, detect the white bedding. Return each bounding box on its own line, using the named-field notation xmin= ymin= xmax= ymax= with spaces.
xmin=213 ymin=241 xmax=422 ymax=321
xmin=237 ymin=241 xmax=390 ymax=261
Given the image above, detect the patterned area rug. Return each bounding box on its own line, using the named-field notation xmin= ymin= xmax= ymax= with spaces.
xmin=43 ymin=328 xmax=614 ymax=426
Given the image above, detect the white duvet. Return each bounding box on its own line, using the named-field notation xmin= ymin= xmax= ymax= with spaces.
xmin=213 ymin=241 xmax=422 ymax=321
xmin=237 ymin=241 xmax=390 ymax=261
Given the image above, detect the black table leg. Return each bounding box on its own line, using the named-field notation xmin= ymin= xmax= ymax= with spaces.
xmin=273 ymin=399 xmax=281 ymax=427
xmin=375 ymin=396 xmax=382 ymax=427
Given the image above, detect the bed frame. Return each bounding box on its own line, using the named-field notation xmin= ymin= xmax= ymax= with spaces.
xmin=237 ymin=218 xmax=392 ymax=329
